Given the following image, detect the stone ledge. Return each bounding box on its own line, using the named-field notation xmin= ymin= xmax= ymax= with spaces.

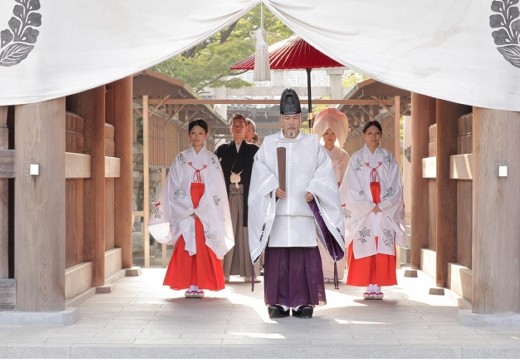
xmin=69 ymin=344 xmax=465 ymax=359
xmin=0 ymin=345 xmax=71 ymax=359
xmin=458 ymin=309 xmax=520 ymax=327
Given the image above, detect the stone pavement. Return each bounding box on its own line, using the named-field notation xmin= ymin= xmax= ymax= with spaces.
xmin=1 ymin=267 xmax=520 ymax=359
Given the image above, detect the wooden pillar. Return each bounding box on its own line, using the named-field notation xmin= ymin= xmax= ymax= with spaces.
xmin=68 ymin=87 xmax=106 ymax=286
xmin=0 ymin=107 xmax=8 ymax=279
xmin=114 ymin=77 xmax=133 ymax=269
xmin=410 ymin=93 xmax=435 ymax=269
xmin=394 ymin=96 xmax=401 ymax=165
xmin=435 ymin=100 xmax=469 ymax=287
xmin=15 ymin=99 xmax=66 ymax=311
xmin=142 ymin=96 xmax=150 ymax=267
xmin=160 ymin=167 xmax=168 ymax=267
xmin=472 ymin=108 xmax=520 ymax=313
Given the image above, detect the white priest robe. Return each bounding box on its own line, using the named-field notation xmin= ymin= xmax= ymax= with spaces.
xmin=248 ymin=131 xmax=345 ymax=263
xmin=339 ymin=145 xmax=406 ymax=259
xmin=148 ymin=146 xmax=234 ymax=259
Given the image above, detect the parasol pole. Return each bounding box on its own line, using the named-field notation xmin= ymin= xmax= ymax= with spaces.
xmin=306 ymin=68 xmax=313 ymax=128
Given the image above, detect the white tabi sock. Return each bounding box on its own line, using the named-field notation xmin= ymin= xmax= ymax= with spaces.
xmin=279 ymin=304 xmax=289 ymax=311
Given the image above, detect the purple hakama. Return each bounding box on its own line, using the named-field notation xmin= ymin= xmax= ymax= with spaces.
xmin=263 ymin=246 xmax=326 ymax=307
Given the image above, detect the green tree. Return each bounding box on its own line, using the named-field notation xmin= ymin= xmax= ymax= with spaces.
xmin=342 ymin=69 xmax=369 ymax=87
xmin=152 ymin=5 xmax=293 ymax=93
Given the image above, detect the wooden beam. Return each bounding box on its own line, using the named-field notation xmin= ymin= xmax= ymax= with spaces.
xmin=450 ymin=154 xmax=473 ymax=180
xmin=105 ymin=156 xmax=121 ymax=178
xmin=149 ymin=95 xmax=170 ymax=116
xmin=65 ymin=153 xmax=91 ymax=179
xmin=146 ymin=98 xmax=395 ymax=106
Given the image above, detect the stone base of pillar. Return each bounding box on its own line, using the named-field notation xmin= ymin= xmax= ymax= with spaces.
xmin=0 ymin=308 xmax=79 ymax=325
xmin=0 ymin=279 xmax=16 ymax=310
xmin=429 ymin=287 xmax=445 ymax=295
xmin=125 ymin=266 xmax=142 ymax=277
xmin=404 ymin=269 xmax=418 ymax=278
xmin=96 ymin=284 xmax=116 ymax=294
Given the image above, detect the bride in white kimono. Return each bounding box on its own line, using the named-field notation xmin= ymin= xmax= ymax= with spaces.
xmin=312 ymin=108 xmax=350 ymax=284
xmin=339 ymin=120 xmax=406 ymax=300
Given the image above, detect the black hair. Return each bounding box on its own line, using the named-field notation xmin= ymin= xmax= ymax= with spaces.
xmin=228 ymin=113 xmax=246 ymax=127
xmin=245 ymin=117 xmax=256 ymax=131
xmin=189 ymin=118 xmax=208 ymax=133
xmin=362 ymin=120 xmax=382 ymax=134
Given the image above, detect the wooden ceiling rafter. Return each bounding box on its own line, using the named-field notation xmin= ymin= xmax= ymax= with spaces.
xmin=147 ymin=98 xmax=395 ymax=106
xmin=179 ymin=112 xmax=201 ymax=130
xmin=370 ymin=95 xmax=398 ymax=121
xmin=171 ymin=104 xmax=187 ymax=118
xmin=347 ymin=113 xmax=365 ymax=136
xmin=133 ymin=70 xmax=228 ymax=136
xmin=148 ymin=95 xmax=171 ymax=117
xmin=132 ymin=106 xmax=143 ymax=118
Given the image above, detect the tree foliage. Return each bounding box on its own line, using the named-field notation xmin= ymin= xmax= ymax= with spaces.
xmin=152 ymin=5 xmax=293 ymax=93
xmin=343 ymin=70 xmax=369 ymax=87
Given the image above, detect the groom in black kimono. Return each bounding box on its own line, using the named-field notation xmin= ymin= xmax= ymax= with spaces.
xmin=215 ymin=113 xmax=260 ymax=282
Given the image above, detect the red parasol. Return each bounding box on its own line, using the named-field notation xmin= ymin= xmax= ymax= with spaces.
xmin=230 ymin=35 xmax=345 ymax=122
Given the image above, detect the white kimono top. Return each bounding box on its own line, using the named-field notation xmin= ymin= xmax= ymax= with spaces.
xmin=339 ymin=144 xmax=406 ymax=259
xmin=148 ymin=146 xmax=234 ymax=259
xmin=248 ymin=131 xmax=345 ymax=263
xmin=325 ymin=146 xmax=350 ymax=185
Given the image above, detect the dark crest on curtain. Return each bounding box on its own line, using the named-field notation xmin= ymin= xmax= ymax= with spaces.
xmin=0 ymin=0 xmax=42 ymax=67
xmin=490 ymin=0 xmax=520 ymax=68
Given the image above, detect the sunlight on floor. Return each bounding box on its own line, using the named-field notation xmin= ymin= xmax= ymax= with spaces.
xmin=335 ymin=319 xmax=389 ymax=325
xmin=152 ymin=268 xmax=459 ymax=322
xmin=227 ymin=332 xmax=285 ymax=339
xmin=320 ymin=289 xmax=369 ymax=309
xmin=223 ymin=289 xmax=278 ymax=323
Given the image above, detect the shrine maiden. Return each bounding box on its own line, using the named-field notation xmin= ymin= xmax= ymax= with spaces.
xmin=339 ymin=120 xmax=405 ymax=300
xmin=148 ymin=119 xmax=234 ymax=298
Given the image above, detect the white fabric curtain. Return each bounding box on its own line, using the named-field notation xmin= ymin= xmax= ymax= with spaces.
xmin=1 ymin=0 xmax=519 ymax=111
xmin=265 ymin=0 xmax=520 ymax=111
xmin=0 ymin=0 xmax=259 ymax=105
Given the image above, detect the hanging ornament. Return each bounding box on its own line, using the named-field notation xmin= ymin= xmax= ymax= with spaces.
xmin=252 ymin=4 xmax=270 ymax=81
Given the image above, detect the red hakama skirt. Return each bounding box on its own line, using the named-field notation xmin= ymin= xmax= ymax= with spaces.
xmin=163 ymin=182 xmax=225 ymax=291
xmin=346 ymin=240 xmax=397 ymax=286
xmin=345 ymin=179 xmax=397 ymax=286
